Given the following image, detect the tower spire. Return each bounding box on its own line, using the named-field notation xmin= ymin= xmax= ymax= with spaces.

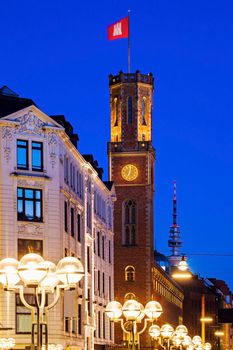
xmin=168 ymin=181 xmax=182 ymax=266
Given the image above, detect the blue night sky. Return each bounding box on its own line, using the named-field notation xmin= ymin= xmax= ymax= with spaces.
xmin=1 ymin=0 xmax=233 ymax=288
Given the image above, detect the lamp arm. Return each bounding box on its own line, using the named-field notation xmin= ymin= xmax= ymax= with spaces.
xmin=137 ymin=318 xmax=152 ymax=335
xmin=16 ymin=285 xmax=34 ymax=310
xmin=45 ymin=285 xmax=63 ymax=311
xmin=114 ymin=318 xmax=131 ymax=335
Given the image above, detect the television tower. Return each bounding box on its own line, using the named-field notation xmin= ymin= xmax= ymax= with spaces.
xmin=168 ymin=180 xmax=182 ymax=267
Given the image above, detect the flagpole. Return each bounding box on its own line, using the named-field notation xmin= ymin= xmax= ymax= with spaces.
xmin=128 ymin=9 xmax=131 ymax=73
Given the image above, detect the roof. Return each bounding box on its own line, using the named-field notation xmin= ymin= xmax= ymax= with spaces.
xmin=0 ymin=85 xmax=36 ymax=118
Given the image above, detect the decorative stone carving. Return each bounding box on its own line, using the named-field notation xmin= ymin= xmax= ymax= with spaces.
xmin=48 ymin=132 xmax=58 ymax=168
xmin=18 ymin=223 xmax=43 ymax=236
xmin=2 ymin=126 xmax=13 ymax=162
xmin=16 ymin=111 xmax=44 ymax=135
xmin=17 ymin=179 xmax=44 ymax=188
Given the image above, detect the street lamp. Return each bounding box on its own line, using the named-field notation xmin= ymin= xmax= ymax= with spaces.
xmin=106 ymin=298 xmax=163 ymax=349
xmin=149 ymin=323 xmax=190 ymax=350
xmin=0 ymin=253 xmax=84 ymax=350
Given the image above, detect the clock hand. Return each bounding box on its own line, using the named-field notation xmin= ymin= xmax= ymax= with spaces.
xmin=127 ymin=165 xmax=131 ymax=178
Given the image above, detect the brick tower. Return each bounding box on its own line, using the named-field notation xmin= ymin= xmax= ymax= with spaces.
xmin=108 ymin=71 xmax=155 ymax=346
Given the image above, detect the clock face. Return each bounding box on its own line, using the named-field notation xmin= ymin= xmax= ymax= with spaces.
xmin=121 ymin=164 xmax=138 ymax=181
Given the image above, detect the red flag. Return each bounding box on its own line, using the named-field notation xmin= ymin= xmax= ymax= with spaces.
xmin=108 ymin=16 xmax=129 ymax=40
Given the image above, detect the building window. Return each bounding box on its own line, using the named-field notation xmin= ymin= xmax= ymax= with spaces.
xmin=16 ymin=294 xmax=35 ymax=333
xmin=17 ymin=140 xmax=43 ymax=171
xmin=87 ymin=288 xmax=91 ymax=316
xmin=141 ymin=98 xmax=147 ymax=125
xmin=127 ymin=97 xmax=133 ymax=124
xmin=113 ymin=97 xmax=118 ymax=127
xmin=102 ymin=272 xmax=105 ymax=295
xmin=98 ymin=270 xmax=100 ymax=293
xmin=18 ymin=239 xmax=43 ymax=260
xmin=17 ymin=140 xmax=28 ymax=170
xmin=77 ymin=214 xmax=81 ymax=242
xmin=71 ymin=207 xmax=75 ymax=237
xmin=109 ymin=276 xmax=111 ymax=299
xmin=32 ymin=141 xmax=43 ymax=171
xmin=98 ymin=311 xmax=101 ymax=338
xmin=102 ymin=236 xmax=105 ymax=260
xmin=87 ymin=246 xmax=90 ymax=273
xmin=64 ymin=201 xmax=68 ymax=232
xmin=125 ymin=266 xmax=135 ymax=282
xmin=17 ymin=188 xmax=42 ymax=222
xmin=108 ymin=240 xmax=111 ymax=263
xmin=78 ymin=304 xmax=82 ymax=335
xmin=97 ymin=232 xmax=100 ymax=257
xmin=123 ymin=199 xmax=136 ymax=246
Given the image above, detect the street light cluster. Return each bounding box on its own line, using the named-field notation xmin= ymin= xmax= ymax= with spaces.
xmin=0 ymin=253 xmax=85 ymax=350
xmin=149 ymin=324 xmax=212 ymax=350
xmin=106 ymin=298 xmax=163 ymax=349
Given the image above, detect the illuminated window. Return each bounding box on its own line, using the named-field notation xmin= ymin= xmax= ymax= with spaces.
xmin=127 ymin=97 xmax=133 ymax=124
xmin=114 ymin=98 xmax=118 ymax=126
xmin=123 ymin=199 xmax=136 ymax=246
xmin=142 ymin=98 xmax=147 ymax=125
xmin=125 ymin=266 xmax=135 ymax=282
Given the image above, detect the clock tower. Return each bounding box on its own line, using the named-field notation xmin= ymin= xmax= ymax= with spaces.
xmin=108 ymin=70 xmax=155 ymax=328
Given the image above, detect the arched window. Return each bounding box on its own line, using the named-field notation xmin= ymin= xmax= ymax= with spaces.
xmin=125 ymin=266 xmax=135 ymax=282
xmin=114 ymin=98 xmax=118 ymax=127
xmin=127 ymin=97 xmax=133 ymax=124
xmin=142 ymin=98 xmax=147 ymax=125
xmin=123 ymin=199 xmax=136 ymax=246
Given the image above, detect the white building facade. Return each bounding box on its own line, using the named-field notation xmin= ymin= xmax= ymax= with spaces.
xmin=0 ymin=93 xmax=115 ymax=350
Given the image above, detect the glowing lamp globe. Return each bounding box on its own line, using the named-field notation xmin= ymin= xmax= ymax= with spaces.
xmin=160 ymin=324 xmax=174 ymax=338
xmin=175 ymin=325 xmax=188 ymax=338
xmin=192 ymin=335 xmax=202 ymax=346
xmin=18 ymin=253 xmax=47 ymax=286
xmin=178 ymin=259 xmax=188 ymax=271
xmin=7 ymin=338 xmax=15 ymax=349
xmin=172 ymin=336 xmax=182 ymax=346
xmin=144 ymin=301 xmax=163 ymax=320
xmin=136 ymin=303 xmax=145 ymax=321
xmin=56 ymin=257 xmax=84 ymax=286
xmin=122 ymin=299 xmax=141 ymax=320
xmin=204 ymin=343 xmax=212 ymax=350
xmin=149 ymin=325 xmax=161 ymax=339
xmin=0 ymin=258 xmax=20 ymax=287
xmin=105 ymin=301 xmax=122 ymax=320
xmin=182 ymin=335 xmax=192 ymax=347
xmin=40 ymin=261 xmax=59 ymax=289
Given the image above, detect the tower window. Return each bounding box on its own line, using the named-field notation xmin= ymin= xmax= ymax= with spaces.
xmin=123 ymin=199 xmax=136 ymax=246
xmin=125 ymin=266 xmax=135 ymax=282
xmin=142 ymin=98 xmax=147 ymax=125
xmin=127 ymin=97 xmax=133 ymax=124
xmin=113 ymin=97 xmax=118 ymax=127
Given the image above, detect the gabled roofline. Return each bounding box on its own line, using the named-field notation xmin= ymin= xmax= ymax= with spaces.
xmin=0 ymin=105 xmax=63 ymax=129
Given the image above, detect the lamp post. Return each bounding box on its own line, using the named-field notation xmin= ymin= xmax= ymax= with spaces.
xmin=0 ymin=253 xmax=84 ymax=350
xmin=105 ymin=298 xmax=163 ymax=350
